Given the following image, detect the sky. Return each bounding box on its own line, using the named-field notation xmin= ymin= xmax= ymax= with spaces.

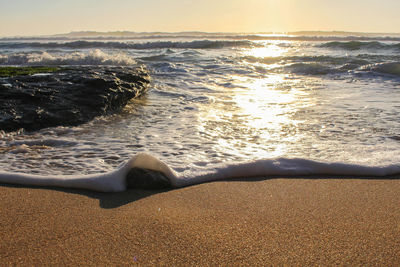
xmin=1 ymin=0 xmax=399 ymax=36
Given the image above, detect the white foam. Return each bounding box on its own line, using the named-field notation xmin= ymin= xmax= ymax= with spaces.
xmin=177 ymin=158 xmax=400 ymax=187
xmin=0 ymin=153 xmax=175 ymax=192
xmin=0 ymin=153 xmax=399 ymax=192
xmin=0 ymin=49 xmax=136 ymax=66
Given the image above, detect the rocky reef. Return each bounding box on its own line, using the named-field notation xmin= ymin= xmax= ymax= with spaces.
xmin=0 ymin=66 xmax=150 ymax=132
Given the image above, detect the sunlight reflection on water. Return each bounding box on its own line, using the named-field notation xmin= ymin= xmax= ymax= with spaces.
xmin=196 ymin=43 xmax=319 ymax=159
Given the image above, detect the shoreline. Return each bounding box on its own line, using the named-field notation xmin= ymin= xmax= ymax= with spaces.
xmin=1 ymin=178 xmax=400 ymax=265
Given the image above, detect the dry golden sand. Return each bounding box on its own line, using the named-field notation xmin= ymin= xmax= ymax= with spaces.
xmin=1 ymin=178 xmax=400 ymax=266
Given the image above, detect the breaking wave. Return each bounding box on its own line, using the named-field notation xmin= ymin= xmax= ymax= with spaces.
xmin=361 ymin=62 xmax=400 ymax=76
xmin=0 ymin=153 xmax=399 ymax=192
xmin=280 ymin=62 xmax=400 ymax=77
xmin=244 ymin=55 xmax=370 ymax=66
xmin=0 ymin=40 xmax=256 ymax=50
xmin=282 ymin=63 xmax=343 ymax=75
xmin=243 ymin=55 xmax=400 ymax=77
xmin=320 ymin=41 xmax=400 ymax=50
xmin=0 ymin=49 xmax=136 ymax=66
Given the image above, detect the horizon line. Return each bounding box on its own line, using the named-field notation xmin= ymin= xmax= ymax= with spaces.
xmin=1 ymin=30 xmax=400 ymax=39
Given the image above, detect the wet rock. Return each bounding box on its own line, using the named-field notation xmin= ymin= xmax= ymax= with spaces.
xmin=0 ymin=66 xmax=150 ymax=132
xmin=126 ymin=168 xmax=171 ymax=189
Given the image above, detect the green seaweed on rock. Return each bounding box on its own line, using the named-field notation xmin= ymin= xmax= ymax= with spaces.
xmin=0 ymin=66 xmax=61 ymax=77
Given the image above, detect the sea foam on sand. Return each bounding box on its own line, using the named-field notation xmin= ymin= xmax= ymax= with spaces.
xmin=0 ymin=153 xmax=399 ymax=192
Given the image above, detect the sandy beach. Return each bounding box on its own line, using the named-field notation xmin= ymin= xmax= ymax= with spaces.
xmin=1 ymin=177 xmax=400 ymax=266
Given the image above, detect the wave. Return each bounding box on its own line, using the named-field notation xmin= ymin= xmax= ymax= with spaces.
xmin=277 ymin=62 xmax=364 ymax=75
xmin=243 ymin=55 xmax=371 ymax=66
xmin=280 ymin=62 xmax=400 ymax=77
xmin=243 ymin=55 xmax=400 ymax=77
xmin=9 ymin=139 xmax=78 ymax=147
xmin=286 ymin=55 xmax=370 ymax=65
xmin=0 ymin=153 xmax=399 ymax=192
xmin=320 ymin=41 xmax=400 ymax=50
xmin=361 ymin=62 xmax=400 ymax=76
xmin=0 ymin=49 xmax=135 ymax=66
xmin=0 ymin=40 xmax=256 ymax=50
xmin=282 ymin=63 xmax=343 ymax=75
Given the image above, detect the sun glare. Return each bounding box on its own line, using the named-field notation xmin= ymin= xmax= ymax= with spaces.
xmin=243 ymin=41 xmax=288 ymax=58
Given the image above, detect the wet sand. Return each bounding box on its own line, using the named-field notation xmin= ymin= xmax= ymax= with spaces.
xmin=1 ymin=178 xmax=400 ymax=265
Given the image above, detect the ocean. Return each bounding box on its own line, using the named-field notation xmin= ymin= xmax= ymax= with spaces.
xmin=0 ymin=32 xmax=400 ymax=191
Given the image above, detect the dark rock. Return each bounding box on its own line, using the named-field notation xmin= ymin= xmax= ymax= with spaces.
xmin=0 ymin=66 xmax=150 ymax=132
xmin=126 ymin=168 xmax=171 ymax=189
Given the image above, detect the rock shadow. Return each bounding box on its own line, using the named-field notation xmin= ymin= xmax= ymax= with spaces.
xmin=0 ymin=182 xmax=171 ymax=209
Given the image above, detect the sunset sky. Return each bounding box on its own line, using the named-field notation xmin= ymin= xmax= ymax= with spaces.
xmin=1 ymin=0 xmax=399 ymax=36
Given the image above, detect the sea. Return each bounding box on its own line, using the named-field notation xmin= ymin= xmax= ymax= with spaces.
xmin=0 ymin=32 xmax=400 ymax=190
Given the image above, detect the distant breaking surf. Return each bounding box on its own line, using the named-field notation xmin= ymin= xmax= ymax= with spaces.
xmin=0 ymin=40 xmax=256 ymax=50
xmin=1 ymin=40 xmax=400 ymax=50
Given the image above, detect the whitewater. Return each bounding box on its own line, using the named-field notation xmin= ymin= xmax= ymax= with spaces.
xmin=1 ymin=32 xmax=400 ymax=191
